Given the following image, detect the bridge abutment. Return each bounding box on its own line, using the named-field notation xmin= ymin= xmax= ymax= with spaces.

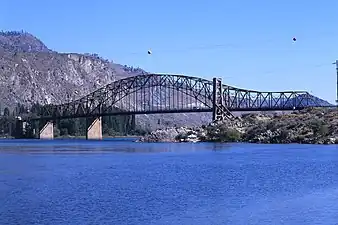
xmin=39 ymin=121 xmax=54 ymax=139
xmin=86 ymin=117 xmax=102 ymax=140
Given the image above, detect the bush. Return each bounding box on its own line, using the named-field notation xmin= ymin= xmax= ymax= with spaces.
xmin=53 ymin=126 xmax=60 ymax=137
xmin=286 ymin=122 xmax=297 ymax=130
xmin=294 ymin=135 xmax=305 ymax=143
xmin=206 ymin=125 xmax=241 ymax=142
xmin=220 ymin=128 xmax=241 ymax=142
xmin=279 ymin=129 xmax=289 ymax=139
xmin=309 ymin=119 xmax=329 ymax=136
xmin=318 ymin=125 xmax=329 ymax=136
xmin=175 ymin=132 xmax=187 ymax=141
xmin=244 ymin=124 xmax=266 ymax=140
xmin=266 ymin=121 xmax=278 ymax=132
xmin=60 ymin=128 xmax=68 ymax=136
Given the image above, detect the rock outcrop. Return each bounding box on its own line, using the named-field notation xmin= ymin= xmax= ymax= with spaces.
xmin=138 ymin=126 xmax=204 ymax=142
xmin=139 ymin=108 xmax=338 ymax=144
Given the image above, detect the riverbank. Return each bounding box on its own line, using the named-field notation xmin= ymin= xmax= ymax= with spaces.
xmin=0 ymin=136 xmax=14 ymax=139
xmin=138 ymin=108 xmax=338 ymax=144
xmin=0 ymin=135 xmax=141 ymax=139
xmin=54 ymin=135 xmax=142 ymax=139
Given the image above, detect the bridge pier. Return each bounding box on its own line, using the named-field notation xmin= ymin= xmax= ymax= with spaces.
xmin=86 ymin=117 xmax=102 ymax=140
xmin=212 ymin=78 xmax=224 ymax=121
xmin=39 ymin=121 xmax=54 ymax=139
xmin=212 ymin=78 xmax=235 ymax=121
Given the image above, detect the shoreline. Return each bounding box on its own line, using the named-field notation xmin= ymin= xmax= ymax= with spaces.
xmin=0 ymin=135 xmax=142 ymax=140
xmin=54 ymin=135 xmax=142 ymax=139
xmin=1 ymin=108 xmax=337 ymax=145
xmin=138 ymin=108 xmax=338 ymax=145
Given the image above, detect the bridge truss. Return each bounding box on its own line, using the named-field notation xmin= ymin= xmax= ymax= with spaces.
xmin=28 ymin=74 xmax=325 ymax=121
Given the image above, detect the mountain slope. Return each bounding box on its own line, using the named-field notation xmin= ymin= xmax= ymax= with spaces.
xmin=0 ymin=31 xmax=211 ymax=130
xmin=0 ymin=31 xmax=51 ymax=53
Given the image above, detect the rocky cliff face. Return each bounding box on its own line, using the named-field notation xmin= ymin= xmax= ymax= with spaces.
xmin=0 ymin=31 xmax=210 ymax=130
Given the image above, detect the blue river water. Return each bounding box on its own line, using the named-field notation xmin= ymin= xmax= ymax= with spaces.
xmin=0 ymin=139 xmax=338 ymax=225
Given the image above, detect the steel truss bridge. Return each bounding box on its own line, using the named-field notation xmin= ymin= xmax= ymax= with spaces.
xmin=28 ymin=73 xmax=327 ymax=121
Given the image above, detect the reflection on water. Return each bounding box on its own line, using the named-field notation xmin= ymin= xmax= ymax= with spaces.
xmin=0 ymin=138 xmax=234 ymax=154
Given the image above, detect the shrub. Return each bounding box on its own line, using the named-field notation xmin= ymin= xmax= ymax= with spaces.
xmin=208 ymin=126 xmax=242 ymax=142
xmin=175 ymin=133 xmax=187 ymax=141
xmin=245 ymin=124 xmax=266 ymax=140
xmin=220 ymin=128 xmax=241 ymax=142
xmin=309 ymin=119 xmax=329 ymax=136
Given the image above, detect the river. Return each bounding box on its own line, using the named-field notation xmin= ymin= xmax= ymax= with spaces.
xmin=0 ymin=139 xmax=337 ymax=225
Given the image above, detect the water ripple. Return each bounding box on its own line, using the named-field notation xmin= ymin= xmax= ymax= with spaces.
xmin=0 ymin=140 xmax=338 ymax=224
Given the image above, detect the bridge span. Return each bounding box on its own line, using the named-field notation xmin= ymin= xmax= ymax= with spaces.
xmin=15 ymin=73 xmax=328 ymax=139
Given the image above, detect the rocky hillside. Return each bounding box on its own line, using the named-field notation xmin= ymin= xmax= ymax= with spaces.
xmin=0 ymin=31 xmax=51 ymax=53
xmin=0 ymin=31 xmax=210 ymax=130
xmin=140 ymin=108 xmax=338 ymax=144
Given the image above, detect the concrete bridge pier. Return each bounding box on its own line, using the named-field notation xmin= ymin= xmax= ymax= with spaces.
xmin=39 ymin=121 xmax=54 ymax=139
xmin=86 ymin=117 xmax=102 ymax=140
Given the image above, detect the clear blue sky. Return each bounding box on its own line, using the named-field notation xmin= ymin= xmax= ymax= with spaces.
xmin=1 ymin=0 xmax=338 ymax=103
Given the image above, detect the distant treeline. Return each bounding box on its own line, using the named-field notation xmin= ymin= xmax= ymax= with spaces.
xmin=82 ymin=53 xmax=147 ymax=74
xmin=0 ymin=30 xmax=27 ymax=36
xmin=0 ymin=103 xmax=148 ymax=138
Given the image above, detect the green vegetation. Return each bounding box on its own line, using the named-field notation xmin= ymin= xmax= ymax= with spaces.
xmin=204 ymin=124 xmax=241 ymax=142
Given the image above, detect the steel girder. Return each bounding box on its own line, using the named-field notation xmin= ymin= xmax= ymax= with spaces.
xmin=35 ymin=74 xmax=214 ymax=120
xmin=222 ymin=86 xmax=319 ymax=110
xmin=29 ymin=73 xmax=324 ymax=120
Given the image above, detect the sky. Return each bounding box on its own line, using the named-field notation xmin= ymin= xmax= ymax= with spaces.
xmin=1 ymin=0 xmax=338 ymax=103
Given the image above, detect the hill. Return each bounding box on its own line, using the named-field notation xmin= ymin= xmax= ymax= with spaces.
xmin=292 ymin=94 xmax=332 ymax=107
xmin=0 ymin=31 xmax=51 ymax=53
xmin=231 ymin=93 xmax=332 ymax=109
xmin=0 ymin=31 xmax=210 ymax=131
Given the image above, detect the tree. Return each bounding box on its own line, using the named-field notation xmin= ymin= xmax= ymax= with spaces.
xmin=3 ymin=107 xmax=10 ymax=116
